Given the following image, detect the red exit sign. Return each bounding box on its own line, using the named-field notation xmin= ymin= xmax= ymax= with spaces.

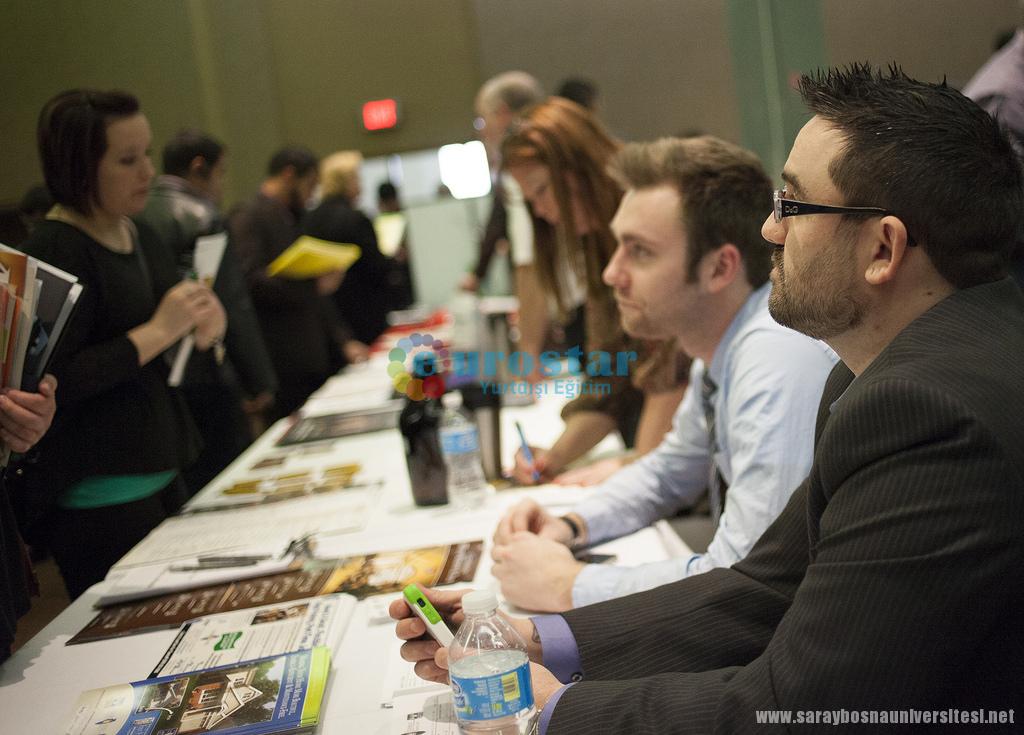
xmin=362 ymin=99 xmax=399 ymax=131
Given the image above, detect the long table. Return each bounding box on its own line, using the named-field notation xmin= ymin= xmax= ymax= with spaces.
xmin=0 ymin=352 xmax=689 ymax=733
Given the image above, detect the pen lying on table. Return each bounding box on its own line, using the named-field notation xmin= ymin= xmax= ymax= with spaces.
xmin=167 ymin=535 xmax=315 ymax=572
xmin=168 ymin=558 xmax=265 ymax=572
xmin=197 ymin=553 xmax=273 ymax=563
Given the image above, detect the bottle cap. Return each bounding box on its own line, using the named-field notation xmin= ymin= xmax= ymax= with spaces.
xmin=461 ymin=589 xmax=499 ymax=615
xmin=441 ymin=391 xmax=463 ymax=410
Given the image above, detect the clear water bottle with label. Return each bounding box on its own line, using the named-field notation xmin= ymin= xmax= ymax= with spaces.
xmin=449 ymin=590 xmax=538 ymax=734
xmin=439 ymin=392 xmax=489 ymax=509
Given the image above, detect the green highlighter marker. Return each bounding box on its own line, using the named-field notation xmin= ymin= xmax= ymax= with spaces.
xmin=403 ymin=584 xmax=454 ymax=646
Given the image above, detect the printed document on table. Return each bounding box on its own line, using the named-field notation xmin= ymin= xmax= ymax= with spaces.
xmin=97 ymin=554 xmax=299 ymax=606
xmin=113 ymin=491 xmax=372 ymax=568
xmin=392 ymin=688 xmax=458 ymax=735
xmin=150 ymin=593 xmax=355 ymax=677
xmin=380 ymin=637 xmax=449 ymax=706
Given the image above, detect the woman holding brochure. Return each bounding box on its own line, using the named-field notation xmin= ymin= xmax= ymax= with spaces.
xmin=501 ymin=98 xmax=688 ymax=485
xmin=303 ymin=150 xmax=401 ymax=347
xmin=21 ymin=89 xmax=226 ymax=599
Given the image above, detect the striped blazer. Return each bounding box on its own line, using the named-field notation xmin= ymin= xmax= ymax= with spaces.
xmin=551 ymin=277 xmax=1024 ymax=733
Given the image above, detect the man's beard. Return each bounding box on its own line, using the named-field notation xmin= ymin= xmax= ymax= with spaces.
xmin=768 ymin=244 xmax=865 ymax=340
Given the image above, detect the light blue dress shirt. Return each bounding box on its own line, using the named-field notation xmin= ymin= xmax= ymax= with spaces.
xmin=571 ymin=283 xmax=838 ymax=607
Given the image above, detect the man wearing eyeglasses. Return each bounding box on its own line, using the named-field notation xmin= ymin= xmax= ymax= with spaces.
xmin=394 ymin=64 xmax=1024 ymax=732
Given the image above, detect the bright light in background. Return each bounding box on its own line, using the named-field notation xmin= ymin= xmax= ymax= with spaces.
xmin=437 ymin=141 xmax=491 ymax=199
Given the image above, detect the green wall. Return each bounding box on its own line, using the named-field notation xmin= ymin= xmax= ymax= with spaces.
xmin=3 ymin=0 xmax=1018 ymax=207
xmin=727 ymin=0 xmax=826 ymax=181
xmin=1 ymin=0 xmax=482 ymax=207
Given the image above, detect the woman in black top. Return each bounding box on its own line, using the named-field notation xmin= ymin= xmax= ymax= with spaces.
xmin=20 ymin=89 xmax=226 ymax=599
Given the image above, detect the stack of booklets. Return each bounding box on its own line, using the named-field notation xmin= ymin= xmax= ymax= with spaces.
xmin=60 ymin=646 xmax=331 ymax=735
xmin=0 ymin=244 xmax=82 ymax=392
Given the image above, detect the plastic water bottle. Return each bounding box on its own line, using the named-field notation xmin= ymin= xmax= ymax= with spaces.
xmin=449 ymin=590 xmax=538 ymax=734
xmin=439 ymin=392 xmax=489 ymax=509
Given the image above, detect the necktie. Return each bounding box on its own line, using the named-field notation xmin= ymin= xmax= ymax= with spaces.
xmin=701 ymin=371 xmax=728 ymax=525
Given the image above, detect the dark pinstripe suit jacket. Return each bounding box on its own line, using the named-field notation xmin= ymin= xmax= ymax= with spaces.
xmin=551 ymin=278 xmax=1024 ymax=733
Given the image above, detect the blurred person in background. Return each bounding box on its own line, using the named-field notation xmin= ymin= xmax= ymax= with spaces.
xmin=461 ymin=73 xmax=549 ymax=363
xmin=303 ymin=151 xmax=402 ymax=347
xmin=556 ymin=77 xmax=599 ymax=112
xmin=375 ymin=181 xmax=414 ymax=308
xmin=963 ymin=22 xmax=1024 ymax=287
xmin=229 ymin=147 xmax=352 ymax=421
xmin=136 ymin=130 xmax=277 ymax=493
xmin=17 ymin=185 xmax=53 ymax=243
xmin=377 ymin=180 xmax=402 ymax=214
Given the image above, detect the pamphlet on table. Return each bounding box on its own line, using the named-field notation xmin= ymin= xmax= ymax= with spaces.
xmin=180 ymin=463 xmax=370 ymax=513
xmin=70 ymin=541 xmax=483 ymax=644
xmin=150 ymin=594 xmax=355 ymax=678
xmin=113 ymin=492 xmax=372 ymax=568
xmin=60 ymin=647 xmax=330 ymax=735
xmin=276 ymin=403 xmax=403 ymax=446
xmin=391 ymin=688 xmax=459 ymax=735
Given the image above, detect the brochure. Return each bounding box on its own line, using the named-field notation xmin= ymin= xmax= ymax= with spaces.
xmin=60 ymin=647 xmax=330 ymax=735
xmin=219 ymin=463 xmax=361 ymax=499
xmin=266 ymin=236 xmax=361 ymax=279
xmin=315 ymin=539 xmax=482 ymax=600
xmin=276 ymin=403 xmax=403 ymax=446
xmin=168 ymin=232 xmax=227 ymax=386
xmin=0 ymin=244 xmax=82 ymax=392
xmin=113 ymin=492 xmax=371 ymax=568
xmin=22 ymin=264 xmax=81 ymax=391
xmin=0 ymin=246 xmax=34 ymax=388
xmin=70 ymin=541 xmax=483 ymax=644
xmin=391 ymin=689 xmax=458 ymax=735
xmin=150 ymin=594 xmax=355 ymax=678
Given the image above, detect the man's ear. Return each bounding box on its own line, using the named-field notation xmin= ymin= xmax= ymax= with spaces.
xmin=702 ymin=243 xmax=741 ymax=293
xmin=864 ymin=216 xmax=912 ymax=286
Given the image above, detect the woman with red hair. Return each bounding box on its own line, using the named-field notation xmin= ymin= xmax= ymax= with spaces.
xmin=503 ymin=98 xmax=687 ymax=485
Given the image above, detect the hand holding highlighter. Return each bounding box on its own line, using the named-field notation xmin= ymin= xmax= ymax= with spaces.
xmin=403 ymin=583 xmax=454 ymax=646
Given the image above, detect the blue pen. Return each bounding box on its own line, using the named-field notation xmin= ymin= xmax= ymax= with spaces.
xmin=514 ymin=421 xmax=541 ymax=483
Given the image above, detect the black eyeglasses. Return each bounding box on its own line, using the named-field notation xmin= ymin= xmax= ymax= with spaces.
xmin=772 ymin=189 xmax=916 ymax=246
xmin=773 ymin=189 xmax=892 ymax=223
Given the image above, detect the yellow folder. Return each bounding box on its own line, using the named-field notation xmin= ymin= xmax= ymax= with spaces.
xmin=266 ymin=236 xmax=362 ymax=279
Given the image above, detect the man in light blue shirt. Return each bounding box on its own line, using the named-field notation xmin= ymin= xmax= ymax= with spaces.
xmin=491 ymin=136 xmax=837 ymax=612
